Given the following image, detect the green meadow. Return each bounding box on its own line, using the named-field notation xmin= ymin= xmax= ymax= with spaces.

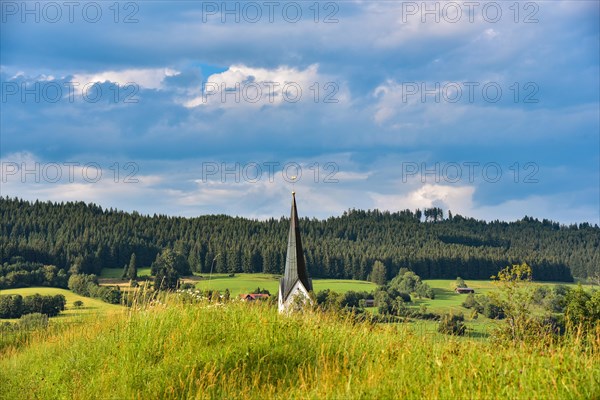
xmin=1 ymin=276 xmax=585 ymax=325
xmin=418 ymin=279 xmax=586 ymax=314
xmin=192 ymin=273 xmax=378 ymax=297
xmin=99 ymin=267 xmax=152 ymax=278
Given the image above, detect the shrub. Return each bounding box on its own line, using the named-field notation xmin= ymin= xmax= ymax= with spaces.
xmin=532 ymin=286 xmax=551 ymax=305
xmin=179 ymin=282 xmax=195 ymax=290
xmin=98 ymin=287 xmax=121 ymax=304
xmin=484 ymin=302 xmax=505 ymax=319
xmin=461 ymin=293 xmax=479 ymax=309
xmin=438 ymin=313 xmax=466 ymax=336
xmin=476 ymin=295 xmax=504 ymax=318
xmin=565 ymin=286 xmax=599 ymax=333
xmin=543 ymin=293 xmax=567 ymax=313
xmin=73 ymin=300 xmax=84 ymax=308
xmin=539 ymin=314 xmax=565 ymax=336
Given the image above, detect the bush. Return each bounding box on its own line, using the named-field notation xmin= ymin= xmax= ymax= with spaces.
xmin=98 ymin=287 xmax=121 ymax=304
xmin=476 ymin=295 xmax=504 ymax=319
xmin=461 ymin=293 xmax=479 ymax=310
xmin=438 ymin=313 xmax=466 ymax=336
xmin=73 ymin=300 xmax=84 ymax=308
xmin=532 ymin=286 xmax=551 ymax=305
xmin=179 ymin=282 xmax=195 ymax=290
xmin=565 ymin=286 xmax=599 ymax=333
xmin=543 ymin=293 xmax=567 ymax=313
xmin=483 ymin=302 xmax=505 ymax=319
xmin=416 ymin=283 xmax=435 ymax=299
xmin=539 ymin=314 xmax=565 ymax=336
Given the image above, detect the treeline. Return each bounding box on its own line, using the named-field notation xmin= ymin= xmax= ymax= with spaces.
xmin=0 ymin=293 xmax=66 ymax=318
xmin=0 ymin=259 xmax=68 ymax=289
xmin=1 ymin=198 xmax=598 ymax=287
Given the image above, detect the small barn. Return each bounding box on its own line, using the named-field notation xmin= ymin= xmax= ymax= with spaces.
xmin=455 ymin=287 xmax=475 ymax=294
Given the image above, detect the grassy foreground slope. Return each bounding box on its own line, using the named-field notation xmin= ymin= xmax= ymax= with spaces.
xmin=0 ymin=301 xmax=597 ymax=399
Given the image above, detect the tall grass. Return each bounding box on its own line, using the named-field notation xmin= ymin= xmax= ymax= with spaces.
xmin=0 ymin=295 xmax=597 ymax=399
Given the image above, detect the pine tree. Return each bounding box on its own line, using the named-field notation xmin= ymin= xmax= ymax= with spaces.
xmin=127 ymin=253 xmax=137 ymax=280
xmin=371 ymin=260 xmax=387 ymax=285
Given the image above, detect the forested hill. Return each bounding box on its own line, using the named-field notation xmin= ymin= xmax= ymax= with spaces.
xmin=1 ymin=197 xmax=598 ymax=285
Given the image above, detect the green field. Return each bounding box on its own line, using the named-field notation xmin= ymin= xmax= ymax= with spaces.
xmin=417 ymin=279 xmax=496 ymax=314
xmin=1 ymin=275 xmax=583 ymax=331
xmin=99 ymin=267 xmax=152 ymax=278
xmin=192 ymin=273 xmax=378 ymax=296
xmin=190 ymin=275 xmax=586 ymax=338
xmin=420 ymin=279 xmax=587 ymax=314
xmin=0 ymin=287 xmax=122 ymax=322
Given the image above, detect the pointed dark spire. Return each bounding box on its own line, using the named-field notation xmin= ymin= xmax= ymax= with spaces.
xmin=281 ymin=191 xmax=312 ymax=301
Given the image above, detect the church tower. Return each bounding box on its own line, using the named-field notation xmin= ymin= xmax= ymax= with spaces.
xmin=278 ymin=192 xmax=313 ymax=313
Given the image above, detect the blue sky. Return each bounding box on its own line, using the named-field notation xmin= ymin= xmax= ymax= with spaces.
xmin=1 ymin=1 xmax=598 ymax=223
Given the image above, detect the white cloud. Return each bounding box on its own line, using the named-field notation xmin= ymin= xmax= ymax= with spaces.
xmin=73 ymin=68 xmax=180 ymax=89
xmin=183 ymin=64 xmax=349 ymax=109
xmin=369 ymin=182 xmax=598 ymax=225
xmin=370 ymin=184 xmax=475 ymax=215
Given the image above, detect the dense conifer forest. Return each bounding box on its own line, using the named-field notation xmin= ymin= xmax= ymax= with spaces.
xmin=1 ymin=197 xmax=598 ymax=289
